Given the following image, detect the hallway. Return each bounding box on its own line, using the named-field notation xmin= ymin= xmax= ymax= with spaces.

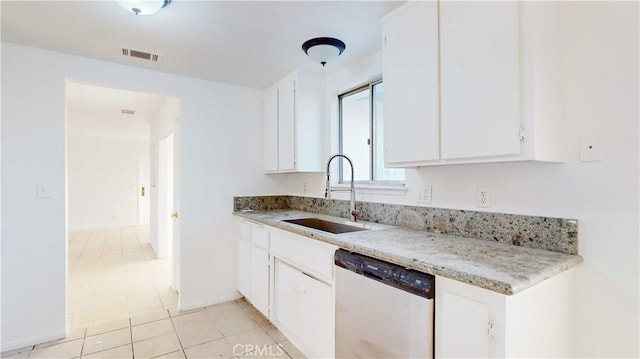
xmin=67 ymin=226 xmax=176 ymax=330
xmin=0 ymin=226 xmax=303 ymax=358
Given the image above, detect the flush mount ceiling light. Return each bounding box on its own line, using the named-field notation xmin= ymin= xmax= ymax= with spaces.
xmin=302 ymin=37 xmax=346 ymax=67
xmin=116 ymin=0 xmax=171 ymax=15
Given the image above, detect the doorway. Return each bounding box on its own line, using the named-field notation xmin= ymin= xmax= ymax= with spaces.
xmin=65 ymin=80 xmax=181 ymax=336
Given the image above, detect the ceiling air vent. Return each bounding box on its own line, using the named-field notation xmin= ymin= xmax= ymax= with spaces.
xmin=120 ymin=46 xmax=160 ymax=63
xmin=121 ymin=109 xmax=136 ymax=115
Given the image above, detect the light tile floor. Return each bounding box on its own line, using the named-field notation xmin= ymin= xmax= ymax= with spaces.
xmin=1 ymin=226 xmax=305 ymax=359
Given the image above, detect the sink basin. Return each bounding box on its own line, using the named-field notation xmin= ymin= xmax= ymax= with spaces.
xmin=283 ymin=217 xmax=370 ymax=234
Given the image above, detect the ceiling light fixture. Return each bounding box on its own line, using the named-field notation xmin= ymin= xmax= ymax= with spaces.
xmin=116 ymin=0 xmax=171 ymax=16
xmin=302 ymin=37 xmax=346 ymax=67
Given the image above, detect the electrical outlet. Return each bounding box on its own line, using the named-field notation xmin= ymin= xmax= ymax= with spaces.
xmin=477 ymin=186 xmax=491 ymax=207
xmin=303 ymin=182 xmax=308 ymax=193
xmin=36 ymin=182 xmax=50 ymax=199
xmin=418 ymin=186 xmax=432 ymax=204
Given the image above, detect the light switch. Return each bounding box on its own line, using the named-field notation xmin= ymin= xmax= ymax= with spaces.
xmin=580 ymin=136 xmax=603 ymax=162
xmin=36 ymin=183 xmax=50 ymax=199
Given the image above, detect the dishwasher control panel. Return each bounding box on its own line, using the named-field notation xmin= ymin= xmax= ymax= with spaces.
xmin=335 ymin=249 xmax=434 ymax=299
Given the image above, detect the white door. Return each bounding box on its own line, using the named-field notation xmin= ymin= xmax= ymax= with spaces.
xmin=137 ymin=154 xmax=151 ymax=225
xmin=158 ymin=133 xmax=174 ymax=259
xmin=171 ymin=119 xmax=181 ymax=293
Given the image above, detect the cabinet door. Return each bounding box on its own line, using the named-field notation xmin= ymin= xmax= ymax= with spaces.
xmin=278 ymin=76 xmax=296 ymax=171
xmin=236 ymin=238 xmax=251 ymax=300
xmin=436 ymin=276 xmax=506 ymax=358
xmin=264 ymin=85 xmax=279 ymax=172
xmin=382 ymin=2 xmax=439 ymax=166
xmin=250 ymin=246 xmax=270 ymax=317
xmin=297 ymin=269 xmax=333 ymax=357
xmin=275 ymin=260 xmax=333 ymax=358
xmin=438 ymin=290 xmax=490 ymax=358
xmin=440 ymin=1 xmax=521 ymax=160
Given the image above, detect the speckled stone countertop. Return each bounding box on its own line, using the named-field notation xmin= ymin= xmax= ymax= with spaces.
xmin=234 ymin=209 xmax=583 ymax=295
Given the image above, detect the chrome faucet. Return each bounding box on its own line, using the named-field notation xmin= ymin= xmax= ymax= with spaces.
xmin=325 ymin=154 xmax=363 ymax=222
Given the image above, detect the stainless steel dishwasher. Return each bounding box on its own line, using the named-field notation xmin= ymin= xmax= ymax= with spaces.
xmin=335 ymin=249 xmax=435 ymax=358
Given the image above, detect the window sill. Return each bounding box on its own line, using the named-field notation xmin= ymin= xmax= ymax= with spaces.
xmin=331 ymin=183 xmax=408 ymax=196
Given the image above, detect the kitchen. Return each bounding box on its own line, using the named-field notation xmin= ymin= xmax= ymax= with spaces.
xmin=1 ymin=1 xmax=638 ymax=358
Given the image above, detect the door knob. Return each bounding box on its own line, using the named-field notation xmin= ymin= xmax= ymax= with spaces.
xmin=171 ymin=212 xmax=179 ymax=219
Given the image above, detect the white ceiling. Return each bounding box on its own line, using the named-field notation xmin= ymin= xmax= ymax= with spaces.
xmin=1 ymin=1 xmax=404 ymax=90
xmin=66 ymin=81 xmax=169 ymax=137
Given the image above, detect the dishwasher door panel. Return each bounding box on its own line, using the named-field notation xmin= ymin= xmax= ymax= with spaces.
xmin=336 ymin=266 xmax=433 ymax=358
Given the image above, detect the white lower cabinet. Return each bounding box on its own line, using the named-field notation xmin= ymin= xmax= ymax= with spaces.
xmin=270 ymin=227 xmax=337 ymax=358
xmin=236 ymin=216 xmax=576 ymax=359
xmin=436 ymin=277 xmax=503 ymax=358
xmin=236 ymin=220 xmax=252 ymax=299
xmin=236 ymin=219 xmax=270 ymax=318
xmin=435 ymin=269 xmax=575 ymax=358
xmin=274 ymin=260 xmax=334 ymax=358
xmin=250 ymin=246 xmax=269 ymax=317
xmin=236 ymin=219 xmax=337 ymax=358
xmin=236 ymin=234 xmax=251 ymax=299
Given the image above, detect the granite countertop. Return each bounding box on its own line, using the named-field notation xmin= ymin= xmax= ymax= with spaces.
xmin=234 ymin=209 xmax=583 ymax=295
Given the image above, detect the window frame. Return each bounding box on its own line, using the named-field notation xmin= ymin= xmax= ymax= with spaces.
xmin=338 ymin=79 xmax=404 ymax=185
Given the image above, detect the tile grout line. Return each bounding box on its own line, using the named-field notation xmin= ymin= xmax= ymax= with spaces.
xmin=129 ymin=318 xmax=135 ymax=359
xmin=167 ymin=308 xmax=187 ymax=354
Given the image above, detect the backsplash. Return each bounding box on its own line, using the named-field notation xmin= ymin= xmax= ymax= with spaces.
xmin=233 ymin=195 xmax=579 ymax=255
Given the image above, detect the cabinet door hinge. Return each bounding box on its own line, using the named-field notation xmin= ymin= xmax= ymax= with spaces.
xmin=519 ymin=127 xmax=525 ymax=141
xmin=488 ymin=321 xmax=495 ymax=339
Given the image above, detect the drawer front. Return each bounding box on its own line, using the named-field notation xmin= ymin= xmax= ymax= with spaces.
xmin=270 ymin=227 xmax=337 ymax=281
xmin=252 ymin=225 xmax=270 ymax=250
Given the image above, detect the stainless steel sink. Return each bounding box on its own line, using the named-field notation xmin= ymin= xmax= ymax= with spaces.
xmin=283 ymin=217 xmax=370 ymax=234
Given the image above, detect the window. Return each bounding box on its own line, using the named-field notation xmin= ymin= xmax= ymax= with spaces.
xmin=339 ymin=81 xmax=405 ymax=183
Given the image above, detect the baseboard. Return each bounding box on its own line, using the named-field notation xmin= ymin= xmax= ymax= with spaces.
xmin=179 ymin=291 xmax=243 ymax=312
xmin=1 ymin=330 xmax=66 ymax=353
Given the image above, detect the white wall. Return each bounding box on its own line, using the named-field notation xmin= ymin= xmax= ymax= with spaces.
xmin=287 ymin=2 xmax=639 ymax=357
xmin=67 ymin=129 xmax=149 ymax=230
xmin=0 ymin=42 xmax=288 ymax=351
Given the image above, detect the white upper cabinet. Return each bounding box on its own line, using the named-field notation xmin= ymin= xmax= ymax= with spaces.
xmin=440 ymin=1 xmax=520 ymax=160
xmin=263 ymin=71 xmax=324 ymax=173
xmin=381 ymin=1 xmax=564 ymax=166
xmin=264 ymin=85 xmax=279 ymax=172
xmin=382 ymin=1 xmax=440 ymax=167
xmin=277 ymin=74 xmax=296 ymax=171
